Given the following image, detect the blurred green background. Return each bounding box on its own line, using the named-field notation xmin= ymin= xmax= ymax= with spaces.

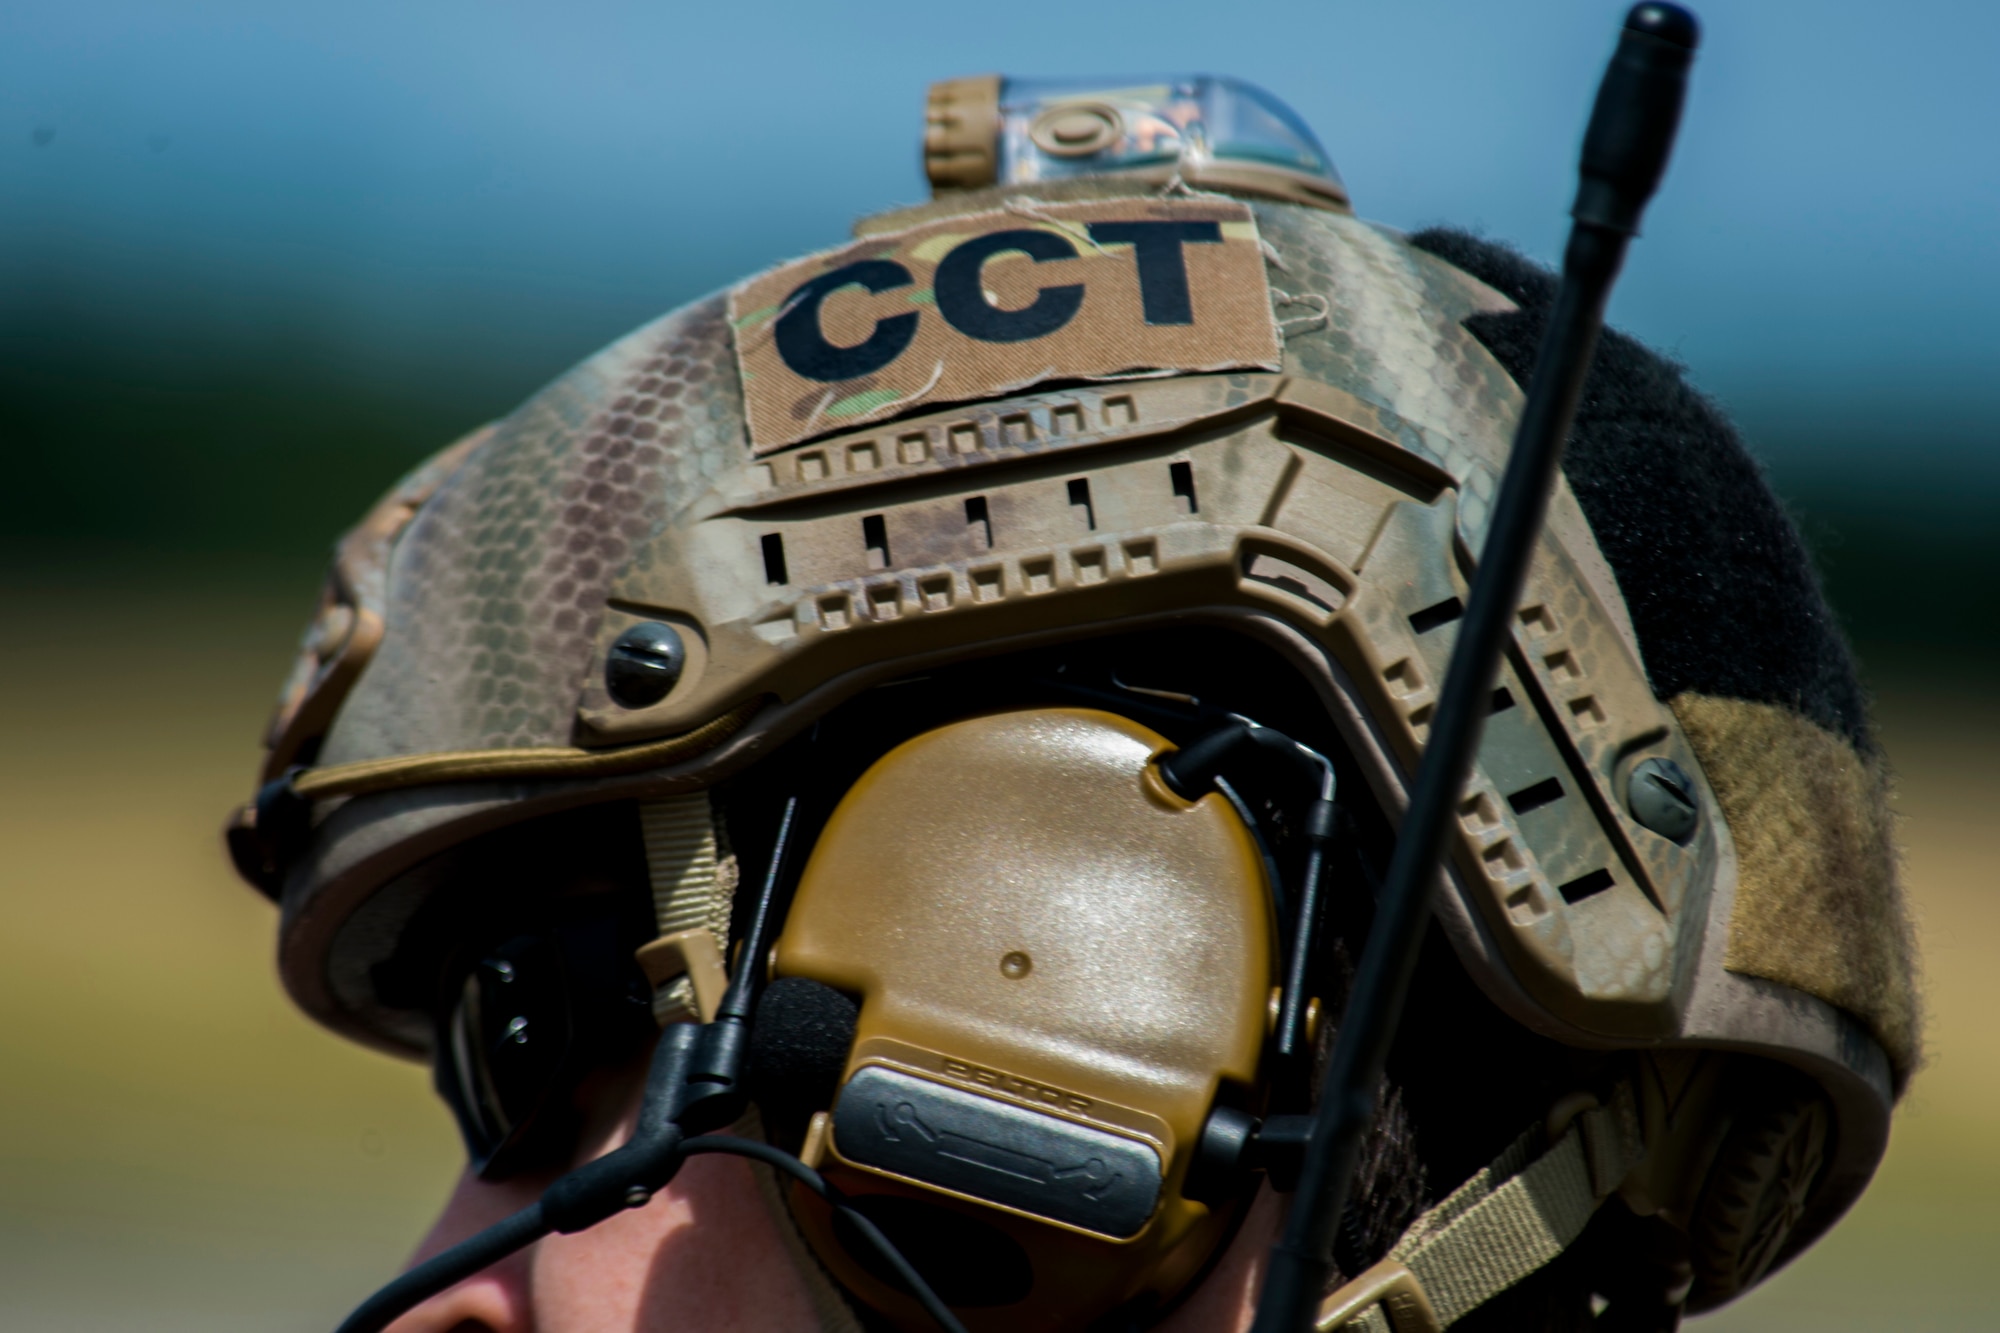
xmin=3 ymin=1 xmax=1996 ymax=1328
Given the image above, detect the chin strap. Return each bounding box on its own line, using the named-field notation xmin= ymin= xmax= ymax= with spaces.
xmin=1319 ymin=1083 xmax=1644 ymax=1333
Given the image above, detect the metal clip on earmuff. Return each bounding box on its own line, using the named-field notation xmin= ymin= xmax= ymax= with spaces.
xmin=333 ymin=793 xmax=972 ymax=1333
xmin=1249 ymin=7 xmax=1700 ymax=1331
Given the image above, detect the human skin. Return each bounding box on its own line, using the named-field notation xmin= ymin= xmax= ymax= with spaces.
xmin=387 ymin=1049 xmax=1285 ymax=1332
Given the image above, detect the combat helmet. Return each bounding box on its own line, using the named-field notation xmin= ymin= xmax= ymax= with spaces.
xmin=232 ymin=55 xmax=1915 ymax=1333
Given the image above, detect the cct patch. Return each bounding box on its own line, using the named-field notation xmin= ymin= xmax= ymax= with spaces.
xmin=729 ymin=198 xmax=1281 ymax=454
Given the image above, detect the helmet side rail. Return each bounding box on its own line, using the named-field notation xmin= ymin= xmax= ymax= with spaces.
xmin=1252 ymin=8 xmax=1700 ymax=1332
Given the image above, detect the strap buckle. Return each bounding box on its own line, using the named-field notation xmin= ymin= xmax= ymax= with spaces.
xmin=636 ymin=928 xmax=729 ymax=1023
xmin=1315 ymin=1259 xmax=1442 ymax=1333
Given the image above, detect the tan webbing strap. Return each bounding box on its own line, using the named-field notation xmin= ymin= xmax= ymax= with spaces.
xmin=1320 ymin=1084 xmax=1643 ymax=1332
xmin=634 ymin=793 xmax=735 ymax=1024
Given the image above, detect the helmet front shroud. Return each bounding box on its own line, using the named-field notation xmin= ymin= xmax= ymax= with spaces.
xmin=235 ymin=163 xmax=1914 ymax=1329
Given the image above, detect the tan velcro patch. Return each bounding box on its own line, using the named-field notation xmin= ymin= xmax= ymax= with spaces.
xmin=1671 ymin=693 xmax=1920 ymax=1083
xmin=728 ymin=197 xmax=1280 ymax=453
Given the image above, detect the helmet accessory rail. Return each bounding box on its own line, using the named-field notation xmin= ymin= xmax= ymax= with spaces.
xmin=1250 ymin=7 xmax=1700 ymax=1331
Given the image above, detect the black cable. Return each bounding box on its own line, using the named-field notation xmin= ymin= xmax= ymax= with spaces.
xmin=1248 ymin=8 xmax=1698 ymax=1331
xmin=333 ymin=1200 xmax=551 ymax=1333
xmin=680 ymin=1136 xmax=970 ymax=1333
xmin=1214 ymin=774 xmax=1289 ymax=925
xmin=329 ymin=1132 xmax=972 ymax=1333
xmin=334 ymin=1022 xmax=706 ymax=1333
xmin=1154 ymin=711 xmax=1337 ymax=1101
xmin=329 ymin=771 xmax=973 ymax=1333
xmin=1272 ymin=793 xmax=1336 ymax=1082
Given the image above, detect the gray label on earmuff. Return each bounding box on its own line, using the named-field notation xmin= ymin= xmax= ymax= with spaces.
xmin=832 ymin=1065 xmax=1163 ymax=1238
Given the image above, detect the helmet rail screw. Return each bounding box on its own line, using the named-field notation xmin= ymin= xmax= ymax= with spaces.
xmin=1628 ymin=757 xmax=1699 ymax=843
xmin=605 ymin=622 xmax=687 ymax=709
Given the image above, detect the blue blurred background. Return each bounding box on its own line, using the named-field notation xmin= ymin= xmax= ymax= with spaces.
xmin=5 ymin=0 xmax=1997 ymax=654
xmin=2 ymin=1 xmax=1995 ymax=1329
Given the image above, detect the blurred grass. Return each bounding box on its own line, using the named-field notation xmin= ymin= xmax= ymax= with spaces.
xmin=0 ymin=570 xmax=1994 ymax=1329
xmin=0 ymin=577 xmax=460 ymax=1333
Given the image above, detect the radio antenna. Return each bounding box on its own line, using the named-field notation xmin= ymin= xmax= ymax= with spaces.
xmin=1248 ymin=6 xmax=1700 ymax=1330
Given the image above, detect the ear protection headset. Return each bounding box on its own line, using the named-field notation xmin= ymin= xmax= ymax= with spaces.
xmin=768 ymin=702 xmax=1322 ymax=1328
xmin=616 ymin=632 xmax=1368 ymax=1328
xmin=410 ymin=627 xmax=1385 ymax=1330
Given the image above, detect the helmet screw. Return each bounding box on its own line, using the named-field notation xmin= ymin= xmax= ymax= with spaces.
xmin=1628 ymin=757 xmax=1699 ymax=844
xmin=605 ymin=622 xmax=687 ymax=709
xmin=624 ymin=1185 xmax=652 ymax=1208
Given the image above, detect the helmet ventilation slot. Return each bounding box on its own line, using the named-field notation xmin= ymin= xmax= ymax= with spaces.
xmin=1556 ymin=868 xmax=1616 ymax=905
xmin=761 ymin=533 xmax=789 ymax=585
xmin=1408 ymin=597 xmax=1465 ymax=635
xmin=862 ymin=514 xmax=891 ymax=570
xmin=965 ymin=496 xmax=993 ymax=549
xmin=1505 ymin=777 xmax=1566 ymax=817
xmin=1067 ymin=478 xmax=1096 ymax=530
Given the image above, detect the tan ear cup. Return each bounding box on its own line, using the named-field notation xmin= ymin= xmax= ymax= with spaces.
xmin=1688 ymin=1080 xmax=1833 ymax=1305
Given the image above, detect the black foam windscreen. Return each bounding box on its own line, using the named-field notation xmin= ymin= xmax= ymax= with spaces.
xmin=746 ymin=976 xmax=860 ymax=1148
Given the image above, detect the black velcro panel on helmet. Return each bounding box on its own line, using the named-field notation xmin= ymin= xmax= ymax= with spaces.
xmin=1407 ymin=228 xmax=1872 ymax=756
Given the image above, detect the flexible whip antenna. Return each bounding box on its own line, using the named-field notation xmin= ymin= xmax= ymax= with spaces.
xmin=1248 ymin=7 xmax=1700 ymax=1330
